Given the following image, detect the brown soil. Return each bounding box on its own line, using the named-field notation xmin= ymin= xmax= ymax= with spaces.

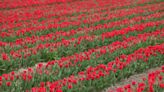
xmin=102 ymin=67 xmax=162 ymax=92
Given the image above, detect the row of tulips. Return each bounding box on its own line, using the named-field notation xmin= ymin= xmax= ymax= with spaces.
xmin=1 ymin=0 xmax=158 ymax=31
xmin=0 ymin=0 xmax=75 ymax=9
xmin=0 ymin=0 xmax=120 ymax=25
xmin=1 ymin=19 xmax=163 ymax=63
xmin=1 ymin=1 xmax=163 ymax=39
xmin=1 ymin=3 xmax=163 ymax=44
xmin=27 ymin=43 xmax=164 ymax=92
xmin=1 ymin=9 xmax=163 ymax=49
xmin=0 ymin=28 xmax=163 ymax=90
xmin=1 ymin=9 xmax=163 ymax=54
xmin=107 ymin=66 xmax=164 ymax=92
xmin=0 ymin=0 xmax=114 ymax=23
xmin=0 ymin=0 xmax=140 ymax=24
xmin=1 ymin=19 xmax=163 ymax=75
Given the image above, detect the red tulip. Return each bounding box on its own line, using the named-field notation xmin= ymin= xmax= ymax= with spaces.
xmin=40 ymin=82 xmax=45 ymax=87
xmin=6 ymin=81 xmax=11 ymax=87
xmin=10 ymin=76 xmax=14 ymax=81
xmin=1 ymin=53 xmax=9 ymax=61
xmin=132 ymin=81 xmax=136 ymax=85
xmin=56 ymin=89 xmax=63 ymax=92
xmin=159 ymin=83 xmax=164 ymax=88
xmin=68 ymin=84 xmax=73 ymax=89
xmin=0 ymin=76 xmax=2 ymax=81
xmin=149 ymin=85 xmax=154 ymax=92
xmin=31 ymin=87 xmax=38 ymax=92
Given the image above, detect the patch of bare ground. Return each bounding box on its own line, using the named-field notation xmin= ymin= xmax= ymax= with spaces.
xmin=102 ymin=66 xmax=162 ymax=92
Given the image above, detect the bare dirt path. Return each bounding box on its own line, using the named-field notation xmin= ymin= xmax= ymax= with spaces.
xmin=102 ymin=66 xmax=162 ymax=92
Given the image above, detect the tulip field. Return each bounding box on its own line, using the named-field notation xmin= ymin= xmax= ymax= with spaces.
xmin=0 ymin=0 xmax=164 ymax=92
